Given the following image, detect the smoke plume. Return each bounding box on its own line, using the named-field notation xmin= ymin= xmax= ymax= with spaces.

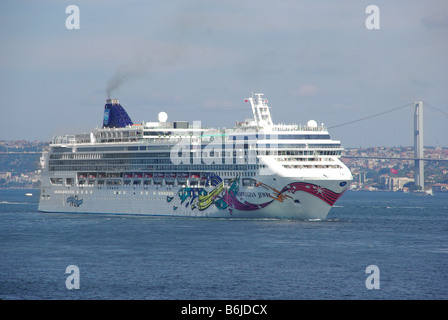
xmin=105 ymin=42 xmax=187 ymax=98
xmin=106 ymin=62 xmax=145 ymax=99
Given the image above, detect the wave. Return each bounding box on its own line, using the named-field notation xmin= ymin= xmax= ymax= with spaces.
xmin=430 ymin=248 xmax=448 ymax=254
xmin=385 ymin=206 xmax=426 ymax=209
xmin=0 ymin=201 xmax=29 ymax=205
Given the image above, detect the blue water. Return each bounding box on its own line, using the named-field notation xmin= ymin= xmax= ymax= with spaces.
xmin=0 ymin=189 xmax=447 ymax=300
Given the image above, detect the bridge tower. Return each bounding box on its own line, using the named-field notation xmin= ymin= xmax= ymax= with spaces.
xmin=414 ymin=101 xmax=424 ymax=191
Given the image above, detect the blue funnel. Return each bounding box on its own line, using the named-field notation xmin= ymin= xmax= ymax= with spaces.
xmin=103 ymin=99 xmax=133 ymax=128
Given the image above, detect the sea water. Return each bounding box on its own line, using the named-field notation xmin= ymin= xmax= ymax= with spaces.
xmin=0 ymin=189 xmax=447 ymax=300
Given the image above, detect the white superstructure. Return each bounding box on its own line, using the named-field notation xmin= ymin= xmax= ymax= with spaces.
xmin=38 ymin=93 xmax=352 ymax=219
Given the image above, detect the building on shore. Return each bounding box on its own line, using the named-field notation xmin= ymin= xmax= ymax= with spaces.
xmin=385 ymin=176 xmax=414 ymax=191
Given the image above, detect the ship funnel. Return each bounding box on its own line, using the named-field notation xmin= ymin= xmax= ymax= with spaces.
xmin=103 ymin=99 xmax=133 ymax=128
xmin=106 ymin=99 xmax=120 ymax=105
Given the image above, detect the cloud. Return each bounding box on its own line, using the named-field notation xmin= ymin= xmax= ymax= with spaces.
xmin=292 ymin=84 xmax=320 ymax=97
xmin=421 ymin=12 xmax=448 ymax=28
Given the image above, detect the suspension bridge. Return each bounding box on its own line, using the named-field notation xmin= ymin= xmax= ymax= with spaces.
xmin=332 ymin=101 xmax=448 ymax=191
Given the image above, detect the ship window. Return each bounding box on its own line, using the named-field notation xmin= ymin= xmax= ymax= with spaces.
xmin=257 ymin=134 xmax=332 ymax=140
xmin=50 ymin=178 xmax=63 ymax=185
xmin=242 ymin=178 xmax=256 ymax=187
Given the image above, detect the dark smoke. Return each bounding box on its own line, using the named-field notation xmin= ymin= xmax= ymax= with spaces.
xmin=105 ymin=43 xmax=187 ymax=98
xmin=106 ymin=62 xmax=145 ymax=99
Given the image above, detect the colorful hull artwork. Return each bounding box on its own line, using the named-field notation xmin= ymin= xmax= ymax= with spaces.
xmin=166 ymin=173 xmax=345 ymax=214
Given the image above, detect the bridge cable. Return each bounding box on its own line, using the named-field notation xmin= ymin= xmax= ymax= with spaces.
xmin=328 ymin=103 xmax=413 ymax=129
xmin=423 ymin=102 xmax=448 ymax=119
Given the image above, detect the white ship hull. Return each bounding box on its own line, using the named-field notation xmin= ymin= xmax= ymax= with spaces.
xmin=38 ymin=173 xmax=349 ymax=220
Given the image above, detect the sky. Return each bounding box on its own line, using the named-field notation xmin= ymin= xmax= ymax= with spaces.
xmin=0 ymin=0 xmax=447 ymax=148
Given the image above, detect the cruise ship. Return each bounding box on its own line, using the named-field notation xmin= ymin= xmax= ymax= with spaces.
xmin=38 ymin=93 xmax=352 ymax=219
